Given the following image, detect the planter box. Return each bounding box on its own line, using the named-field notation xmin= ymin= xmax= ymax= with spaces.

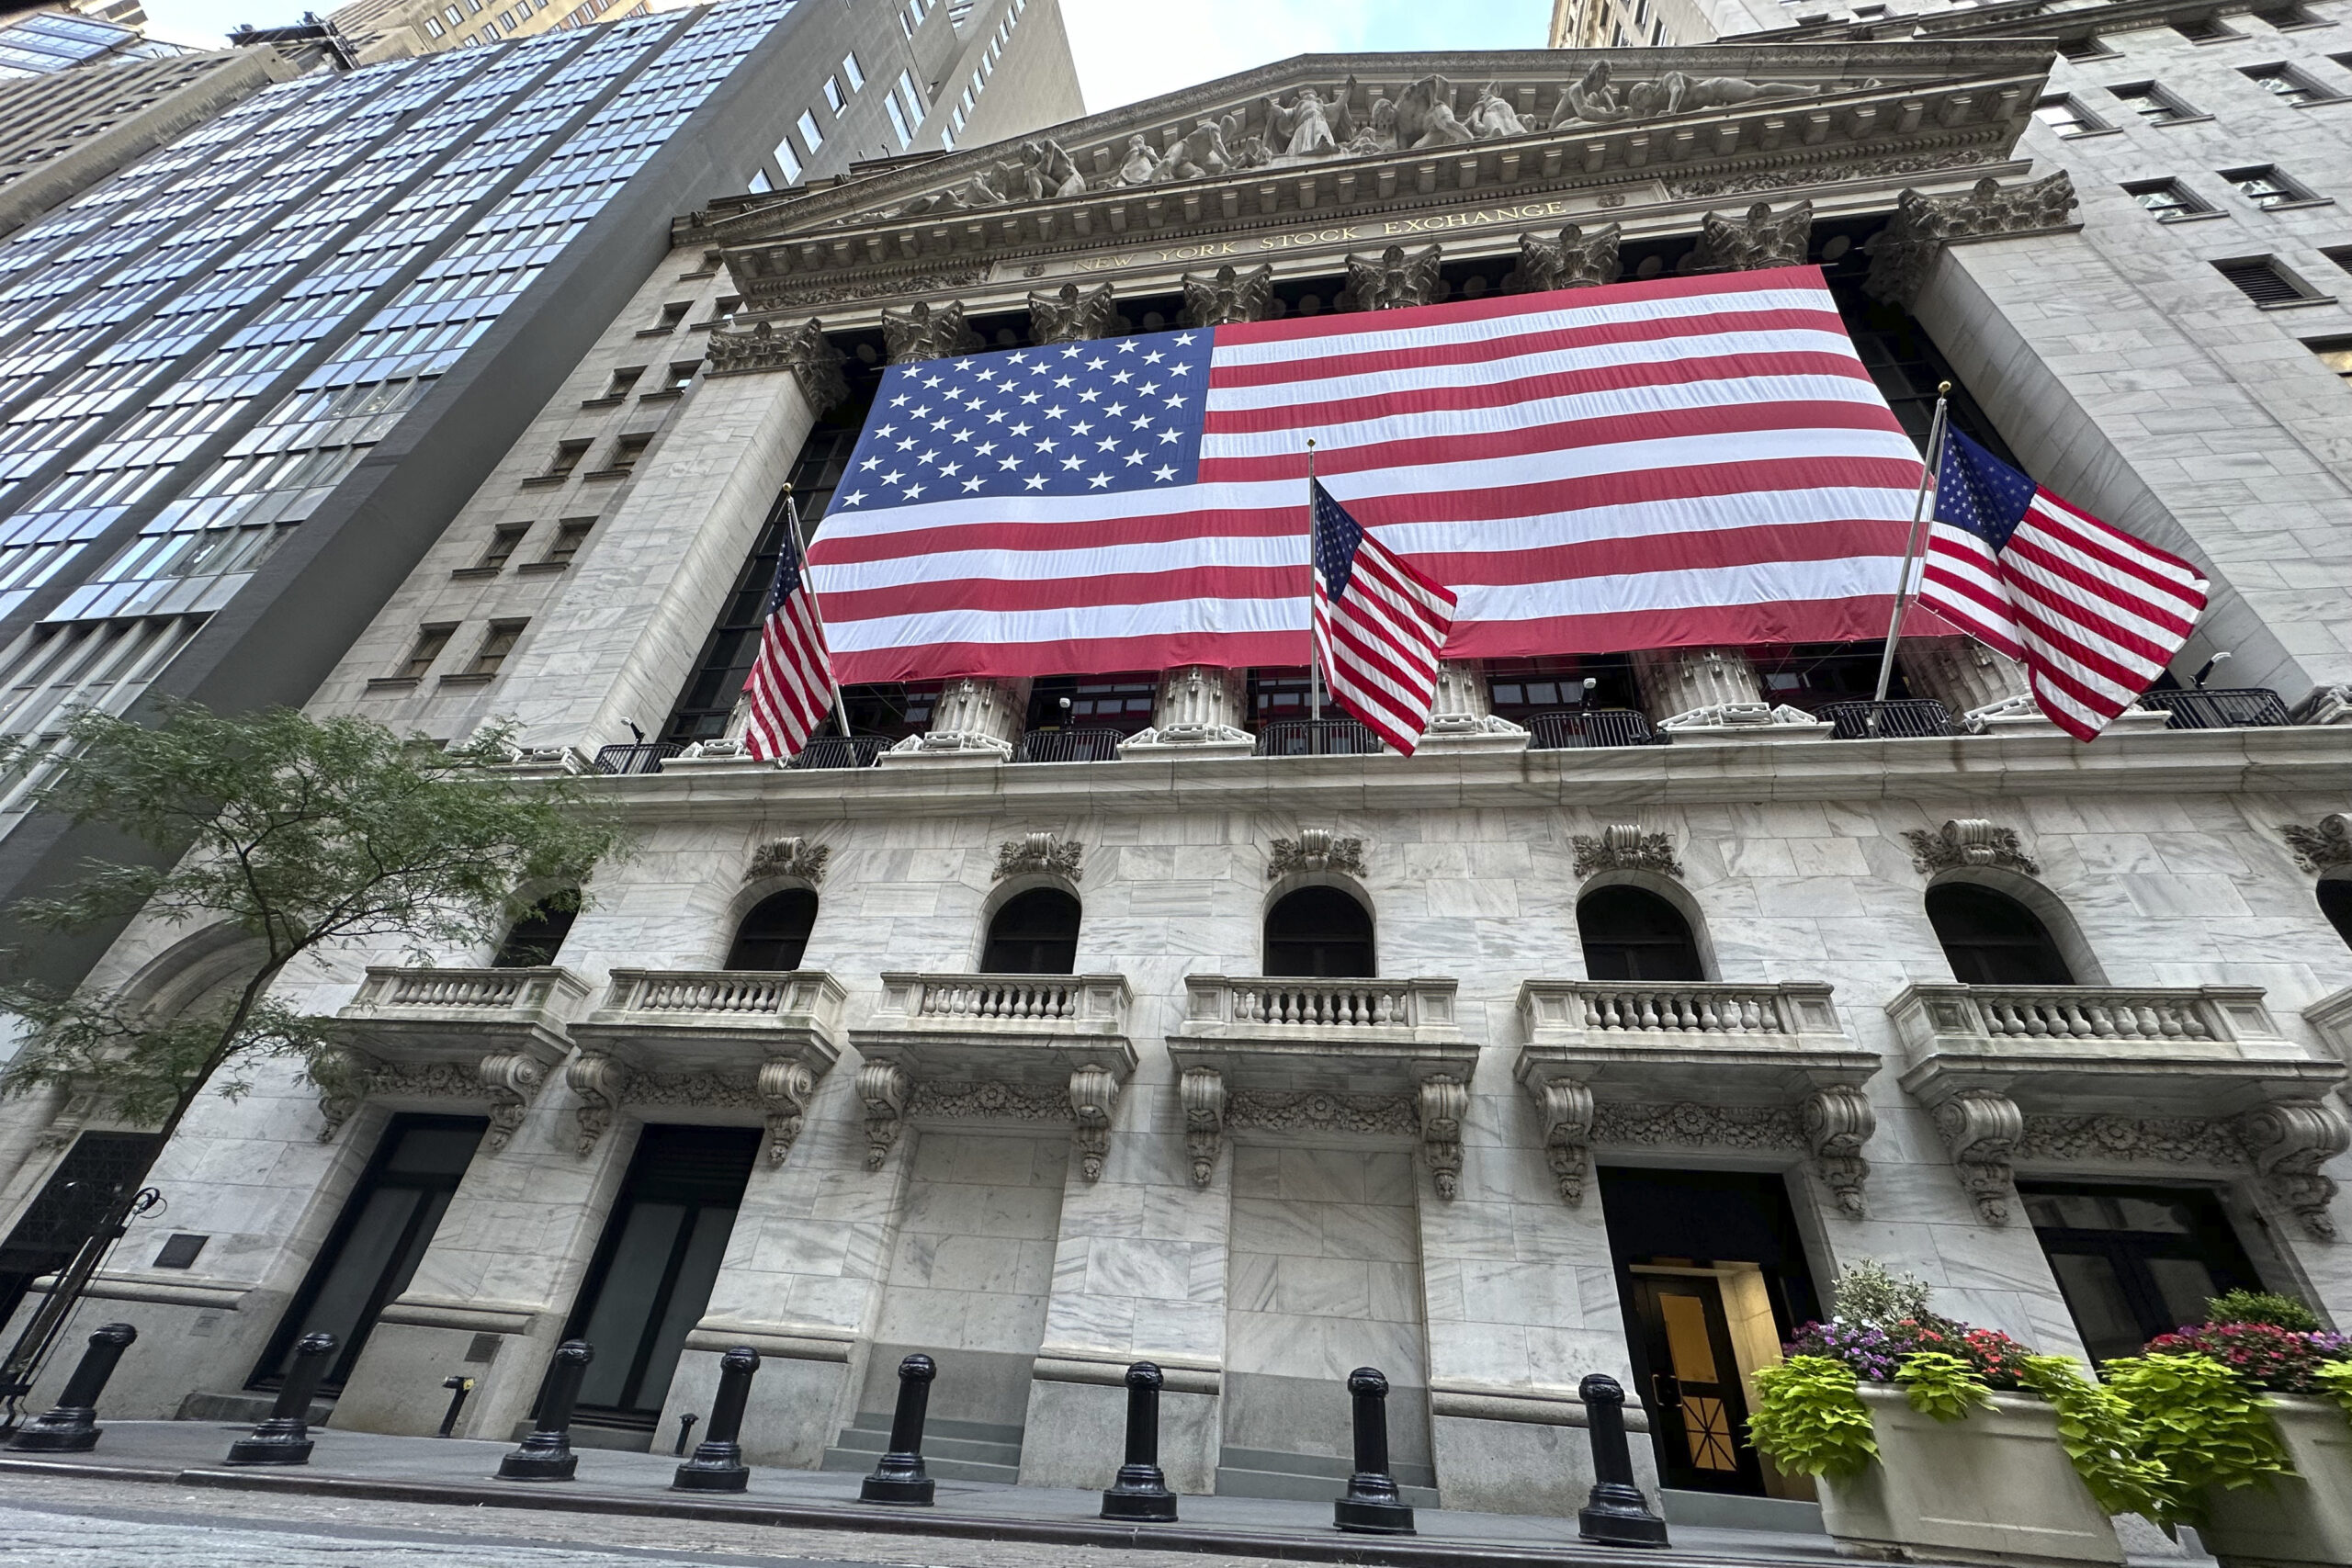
xmin=1819 ymin=1387 xmax=2122 ymax=1568
xmin=2198 ymin=1393 xmax=2352 ymax=1568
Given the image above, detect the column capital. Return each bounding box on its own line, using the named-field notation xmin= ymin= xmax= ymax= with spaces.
xmin=1346 ymin=243 xmax=1442 ymax=310
xmin=882 ymin=299 xmax=983 ymax=364
xmin=1502 ymin=223 xmax=1622 ymax=293
xmin=1691 ymin=199 xmax=1812 ymax=273
xmin=704 ymin=317 xmax=847 ymax=412
xmin=1181 ymin=264 xmax=1274 ymax=326
xmin=1028 ymin=280 xmax=1116 ymax=344
xmin=1864 ymin=173 xmax=2078 ymax=307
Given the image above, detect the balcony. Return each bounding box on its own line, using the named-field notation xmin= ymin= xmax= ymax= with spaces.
xmin=2137 ymin=687 xmax=2291 ymax=729
xmin=1169 ymin=975 xmax=1472 ymax=1091
xmin=338 ymin=965 xmax=589 ymax=1069
xmin=1012 ymin=728 xmax=1123 ymax=763
xmin=1523 ymin=708 xmax=1663 ymax=749
xmin=569 ymin=969 xmax=845 ymax=1077
xmin=1820 ymin=698 xmax=1954 ymax=739
xmin=593 ymin=741 xmax=682 ymax=775
xmin=1254 ymin=717 xmax=1384 ymax=757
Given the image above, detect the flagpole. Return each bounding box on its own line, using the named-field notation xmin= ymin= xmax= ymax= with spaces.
xmin=1306 ymin=437 xmax=1321 ymax=725
xmin=782 ymin=484 xmax=854 ymax=739
xmin=1869 ymin=382 xmax=1952 ymax=707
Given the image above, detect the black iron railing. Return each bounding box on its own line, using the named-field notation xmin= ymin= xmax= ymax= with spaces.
xmin=593 ymin=742 xmax=683 ymax=775
xmin=786 ymin=735 xmax=888 ymax=770
xmin=1012 ymin=728 xmax=1125 ymax=764
xmin=1820 ymin=699 xmax=1955 ymax=739
xmin=1523 ymin=708 xmax=1663 ymax=750
xmin=1255 ymin=717 xmax=1383 ymax=757
xmin=2136 ymin=688 xmax=2292 ymax=729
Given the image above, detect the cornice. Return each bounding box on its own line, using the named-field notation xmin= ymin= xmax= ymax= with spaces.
xmin=1748 ymin=0 xmax=2309 ymax=44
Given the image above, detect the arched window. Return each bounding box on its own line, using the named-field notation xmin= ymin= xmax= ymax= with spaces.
xmin=1927 ymin=883 xmax=2075 ymax=985
xmin=1577 ymin=886 xmax=1704 ymax=982
xmin=981 ymin=887 xmax=1080 ymax=974
xmin=727 ymin=889 xmax=818 ymax=971
xmin=2321 ymin=877 xmax=2352 ymax=953
xmin=492 ymin=897 xmax=575 ymax=968
xmin=1263 ymin=886 xmax=1374 ymax=977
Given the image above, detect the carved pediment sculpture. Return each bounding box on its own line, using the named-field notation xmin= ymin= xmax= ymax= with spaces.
xmin=704 ymin=317 xmax=846 ymax=411
xmin=746 ymin=835 xmax=830 ymax=885
xmin=1262 ymin=76 xmax=1358 ymax=158
xmin=1027 ymin=281 xmax=1116 ymax=344
xmin=2281 ymin=814 xmax=2352 ymax=873
xmin=1182 ymin=263 xmax=1274 ymax=327
xmin=1904 ymin=818 xmax=2039 ymax=877
xmin=1504 ymin=223 xmax=1622 ymax=294
xmin=881 ymin=299 xmax=982 ymax=365
xmin=1347 ymin=243 xmax=1442 ymax=311
xmin=1394 ymin=74 xmax=1476 ymax=149
xmin=1624 ymin=71 xmax=1815 ymax=118
xmin=1693 ymin=199 xmax=1814 ymax=273
xmin=1865 ymin=173 xmax=2079 ymax=306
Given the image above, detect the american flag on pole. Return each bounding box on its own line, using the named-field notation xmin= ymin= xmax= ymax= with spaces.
xmin=1916 ymin=430 xmax=2208 ymax=741
xmin=740 ymin=496 xmax=839 ymax=761
xmin=808 ymin=265 xmax=1929 ymax=680
xmin=1312 ymin=480 xmax=1456 ymax=755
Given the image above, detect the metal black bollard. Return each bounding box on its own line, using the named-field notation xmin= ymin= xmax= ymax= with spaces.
xmin=498 ymin=1339 xmax=593 ymax=1482
xmin=673 ymin=1346 xmax=758 ymax=1492
xmin=673 ymin=1412 xmax=698 ymax=1457
xmin=1577 ymin=1373 xmax=1668 ymax=1548
xmin=1099 ymin=1360 xmax=1178 ymax=1522
xmin=436 ymin=1375 xmax=474 ymax=1438
xmin=6 ymin=1323 xmax=136 ymax=1452
xmin=225 ymin=1332 xmax=336 ymax=1465
xmin=859 ymin=1353 xmax=936 ymax=1506
xmin=1333 ymin=1366 xmax=1415 ymax=1536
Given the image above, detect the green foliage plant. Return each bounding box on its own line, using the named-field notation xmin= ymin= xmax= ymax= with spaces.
xmin=2202 ymin=1290 xmax=2323 ymax=1333
xmin=2018 ymin=1355 xmax=2180 ymax=1523
xmin=2315 ymin=1360 xmax=2352 ymax=1426
xmin=1895 ymin=1350 xmax=1992 ymax=1422
xmin=1747 ymin=1354 xmax=1878 ymax=1480
xmin=1830 ymin=1259 xmax=1935 ymax=1325
xmin=2100 ymin=1352 xmax=2290 ymax=1526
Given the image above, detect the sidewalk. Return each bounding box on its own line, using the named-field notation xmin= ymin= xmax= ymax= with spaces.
xmin=0 ymin=1421 xmax=2200 ymax=1568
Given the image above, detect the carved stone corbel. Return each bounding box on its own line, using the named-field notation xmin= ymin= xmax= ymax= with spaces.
xmin=311 ymin=1046 xmax=372 ymax=1144
xmin=1571 ymin=822 xmax=1681 ymax=879
xmin=1904 ymin=819 xmax=2040 ymax=876
xmin=1503 ymin=223 xmax=1622 ymax=293
xmin=996 ymin=831 xmax=1081 ymax=881
xmin=1267 ymin=828 xmax=1364 ymax=879
xmin=1803 ymin=1086 xmax=1876 ymax=1219
xmin=757 ymin=1058 xmax=817 ymax=1166
xmin=1692 ymin=200 xmax=1812 ymax=273
xmin=857 ymin=1060 xmax=910 ymax=1169
xmin=702 ymin=317 xmax=848 ymax=412
xmin=1864 ymin=173 xmax=2078 ymax=307
xmin=2280 ymin=815 xmax=2351 ymax=874
xmin=1530 ymin=1075 xmax=1594 ymax=1204
xmin=479 ymin=1051 xmax=547 ymax=1152
xmin=1181 ymin=263 xmax=1273 ymax=325
xmin=1346 ymin=243 xmax=1442 ymax=310
xmin=1027 ymin=281 xmax=1116 ymax=344
xmin=881 ymin=299 xmax=983 ymax=364
xmin=746 ymin=835 xmax=830 ymax=885
xmin=562 ymin=1051 xmax=627 ymax=1156
xmin=1069 ymin=1065 xmax=1121 ymax=1182
xmin=2239 ymin=1100 xmax=2350 ymax=1241
xmin=1933 ymin=1089 xmax=2023 ymax=1224
xmin=1419 ymin=1075 xmax=1469 ymax=1200
xmin=1180 ymin=1066 xmax=1227 ymax=1188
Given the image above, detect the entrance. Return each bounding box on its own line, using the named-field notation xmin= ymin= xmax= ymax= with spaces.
xmin=2021 ymin=1182 xmax=2263 ymax=1361
xmin=254 ymin=1114 xmax=484 ymax=1391
xmin=1599 ymin=1166 xmax=1824 ymax=1499
xmin=1629 ymin=1272 xmax=1762 ymax=1493
xmin=561 ymin=1124 xmax=756 ymax=1426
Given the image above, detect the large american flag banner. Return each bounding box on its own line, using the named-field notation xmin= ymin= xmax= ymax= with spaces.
xmin=1312 ymin=480 xmax=1456 ymax=755
xmin=740 ymin=495 xmax=839 ymax=761
xmin=809 ymin=265 xmax=1928 ymax=682
xmin=1917 ymin=430 xmax=2207 ymax=741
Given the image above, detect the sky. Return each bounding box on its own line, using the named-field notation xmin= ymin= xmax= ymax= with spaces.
xmin=134 ymin=0 xmax=1557 ymax=107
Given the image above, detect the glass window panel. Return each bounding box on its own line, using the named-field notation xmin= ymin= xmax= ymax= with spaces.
xmin=2046 ymin=1252 xmax=2145 ymax=1361
xmin=572 ymin=1201 xmax=685 ymax=1407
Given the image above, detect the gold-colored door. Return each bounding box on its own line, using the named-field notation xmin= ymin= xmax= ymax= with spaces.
xmin=1630 ymin=1274 xmax=1763 ymax=1495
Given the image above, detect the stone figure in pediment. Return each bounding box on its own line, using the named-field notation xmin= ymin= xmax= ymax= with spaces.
xmin=899 ymin=165 xmax=1009 ymax=215
xmin=1553 ymin=61 xmax=1632 ymax=126
xmin=1166 ymin=118 xmax=1235 ymax=181
xmin=1626 ymin=72 xmax=1816 ymax=118
xmin=1114 ymin=132 xmax=1165 ymax=186
xmin=1466 ymin=82 xmax=1527 ymax=140
xmin=1013 ymin=139 xmax=1086 ymax=200
xmin=1392 ymin=75 xmax=1476 ymax=150
xmin=1262 ymin=78 xmax=1357 ymax=158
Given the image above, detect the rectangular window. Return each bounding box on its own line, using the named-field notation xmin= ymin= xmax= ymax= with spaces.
xmin=542 ymin=519 xmax=594 ymax=567
xmin=665 ymin=360 xmax=700 ymax=391
xmin=401 ymin=625 xmax=455 ymax=679
xmin=898 ymin=69 xmax=923 ymax=118
xmin=544 ymin=438 xmax=590 ymax=479
xmin=424 ymin=16 xmax=444 ymax=35
xmin=885 ymin=94 xmax=910 ymax=147
xmin=2173 ymin=16 xmax=2240 ymax=41
xmin=899 ymin=12 xmax=911 ymax=36
xmin=2034 ymin=96 xmax=2108 ymax=135
xmin=605 ymin=433 xmax=652 ymax=474
xmin=950 ymin=106 xmax=966 ymax=134
xmin=466 ymin=0 xmax=481 ymax=12
xmin=2122 ymin=177 xmax=2211 ymax=219
xmin=842 ymin=51 xmax=864 ymax=90
xmin=444 ymin=4 xmax=460 ymax=21
xmin=2057 ymin=35 xmax=2116 ymax=61
xmin=478 ymin=525 xmax=528 ymax=570
xmin=2324 ymin=243 xmax=2352 ymax=278
xmin=774 ymin=137 xmax=802 ymax=183
xmin=1650 ymin=19 xmax=1667 ymax=44
xmin=748 ymin=170 xmax=772 ymax=194
xmin=2242 ymin=62 xmax=2338 ymax=104
xmin=702 ymin=296 xmax=741 ymax=328
xmin=601 ymin=367 xmax=642 ymax=400
xmin=497 ymin=7 xmax=513 ymax=23
xmin=2222 ymin=164 xmax=2316 ymax=207
xmin=941 ymin=126 xmax=956 ymax=151
xmin=650 ymin=301 xmax=689 ymax=333
xmin=2255 ymin=3 xmax=2324 ymax=24
xmin=2213 ymin=255 xmax=2321 ymax=303
xmin=468 ymin=620 xmax=526 ymax=678
xmin=823 ymin=76 xmax=844 ymax=114
xmin=2109 ymin=82 xmax=2204 ymax=123
xmin=2310 ymin=335 xmax=2352 ymax=384
xmin=797 ymin=109 xmax=823 ymax=153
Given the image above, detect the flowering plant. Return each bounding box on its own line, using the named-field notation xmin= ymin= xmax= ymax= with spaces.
xmin=1785 ymin=1314 xmax=2035 ymax=1389
xmin=2143 ymin=1320 xmax=2352 ymax=1393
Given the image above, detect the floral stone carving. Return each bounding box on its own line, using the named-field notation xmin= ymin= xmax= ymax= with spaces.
xmin=857 ymin=1061 xmax=910 ymax=1169
xmin=1692 ymin=200 xmax=1813 ymax=273
xmin=1802 ymin=1085 xmax=1875 ymax=1219
xmin=1933 ymin=1089 xmax=2023 ymax=1224
xmin=2280 ymin=814 xmax=2351 ymax=873
xmin=1418 ymin=1076 xmax=1468 ymax=1200
xmin=1182 ymin=264 xmax=1274 ymax=326
xmin=746 ymin=835 xmax=830 ymax=885
xmin=1227 ymin=1090 xmax=1417 ymax=1136
xmin=1027 ymin=281 xmax=1115 ymax=344
xmin=1181 ymin=1066 xmax=1227 ymax=1187
xmin=1593 ymin=1101 xmax=1804 ymax=1148
xmin=1504 ymin=223 xmax=1622 ymax=293
xmin=1346 ymin=244 xmax=1442 ymax=310
xmin=2240 ymin=1100 xmax=2349 ymax=1242
xmin=1530 ymin=1076 xmax=1595 ymax=1204
xmin=880 ymin=299 xmax=982 ymax=365
xmin=1864 ymin=173 xmax=2079 ymax=307
xmin=1571 ymin=822 xmax=1680 ymax=879
xmin=1904 ymin=818 xmax=2039 ymax=877
xmin=996 ymin=831 xmax=1082 ymax=882
xmin=1268 ymin=828 xmax=1364 ymax=880
xmin=703 ymin=317 xmax=847 ymax=411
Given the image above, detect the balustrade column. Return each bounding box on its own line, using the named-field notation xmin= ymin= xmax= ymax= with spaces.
xmin=1125 ymin=665 xmax=1253 ymax=757
xmin=885 ymin=675 xmax=1032 ymax=763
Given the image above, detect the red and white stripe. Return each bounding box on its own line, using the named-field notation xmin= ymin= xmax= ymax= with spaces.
xmin=809 ymin=266 xmax=1927 ymax=683
xmin=742 ymin=579 xmax=835 ymax=762
xmin=1315 ymin=526 xmax=1458 ymax=756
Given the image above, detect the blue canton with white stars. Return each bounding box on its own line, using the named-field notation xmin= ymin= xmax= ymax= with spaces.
xmin=1311 ymin=480 xmax=1364 ymax=602
xmin=828 ymin=328 xmax=1216 ymax=515
xmin=762 ymin=508 xmax=808 ymax=616
xmin=1933 ymin=428 xmax=2039 ymax=551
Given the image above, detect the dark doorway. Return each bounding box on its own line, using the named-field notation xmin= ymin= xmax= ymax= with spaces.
xmin=980 ymin=887 xmax=1080 ymax=974
xmin=1577 ymin=886 xmax=1705 ymax=982
xmin=0 ymin=1131 xmax=161 ymax=1332
xmin=2020 ymin=1182 xmax=2264 ymax=1361
xmin=2321 ymin=878 xmax=2352 ymax=951
xmin=1599 ymin=1167 xmax=1823 ymax=1498
xmin=1629 ymin=1273 xmax=1763 ymax=1494
xmin=253 ymin=1115 xmax=485 ymax=1391
xmin=1925 ymin=883 xmax=2074 ymax=985
xmin=563 ymin=1124 xmax=757 ymax=1426
xmin=1263 ymin=886 xmax=1374 ymax=977
xmin=493 ymin=897 xmax=576 ymax=968
xmin=726 ymin=888 xmax=817 ymax=970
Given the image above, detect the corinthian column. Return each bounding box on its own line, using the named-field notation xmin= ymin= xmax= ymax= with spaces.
xmin=1632 ymin=647 xmax=1828 ymax=739
xmin=1419 ymin=663 xmax=1528 ymax=752
xmin=1122 ymin=666 xmax=1254 ymax=760
xmin=1896 ymin=636 xmax=2035 ymax=731
xmin=881 ymin=675 xmax=1031 ymax=764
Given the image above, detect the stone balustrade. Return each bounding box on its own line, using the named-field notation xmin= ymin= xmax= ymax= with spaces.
xmin=1185 ymin=975 xmax=1456 ymax=1032
xmin=877 ymin=971 xmax=1130 ymax=1034
xmin=600 ymin=968 xmax=840 ymax=1021
xmin=331 ymin=965 xmax=594 ymax=1149
xmin=1889 ymin=983 xmax=2281 ymax=1063
xmin=354 ymin=965 xmax=582 ymax=1012
xmin=1543 ymin=980 xmax=1832 ymax=1037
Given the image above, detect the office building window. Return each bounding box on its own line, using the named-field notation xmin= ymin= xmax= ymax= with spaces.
xmin=2324 ymin=244 xmax=2352 ymax=278
xmin=2253 ymin=3 xmax=2324 ymax=24
xmin=478 ymin=525 xmax=528 ymax=570
xmin=2242 ymin=62 xmax=2339 ymax=103
xmin=663 ymin=361 xmax=700 ymax=391
xmin=822 ymin=76 xmax=843 ymax=114
xmin=2222 ymin=164 xmax=2318 ymax=207
xmin=424 ymin=16 xmax=444 ymax=35
xmin=2213 ymin=256 xmax=2322 ymax=303
xmin=797 ymin=109 xmax=822 ymax=153
xmin=401 ymin=625 xmax=455 ymax=679
xmin=2109 ymin=82 xmax=2205 ymax=122
xmin=650 ymin=301 xmax=689 ymax=333
xmin=468 ymin=621 xmax=526 ymax=678
xmin=2309 ymin=335 xmax=2352 ymax=384
xmin=885 ymin=94 xmax=910 ymax=147
xmin=2034 ymin=95 xmax=2109 ymax=135
xmin=775 ymin=137 xmax=802 ymax=183
xmin=541 ymin=519 xmax=594 ymax=567
xmin=842 ymin=51 xmax=864 ymax=90
xmin=2173 ymin=15 xmax=2240 ymax=41
xmin=605 ymin=433 xmax=652 ymax=474
xmin=544 ymin=439 xmax=590 ymax=479
xmin=2057 ymin=35 xmax=2117 ymax=61
xmin=602 ymin=367 xmax=642 ymax=400
xmin=748 ymin=170 xmax=771 ymax=194
xmin=2122 ymin=177 xmax=2211 ymax=218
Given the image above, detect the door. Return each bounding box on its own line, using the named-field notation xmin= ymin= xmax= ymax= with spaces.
xmin=562 ymin=1124 xmax=757 ymax=1426
xmin=0 ymin=1132 xmax=161 ymax=1333
xmin=254 ymin=1114 xmax=486 ymax=1391
xmin=1630 ymin=1274 xmax=1763 ymax=1495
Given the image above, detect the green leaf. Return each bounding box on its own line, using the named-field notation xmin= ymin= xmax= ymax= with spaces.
xmin=2097 ymin=1352 xmax=2290 ymax=1527
xmin=1747 ymin=1355 xmax=1879 ymax=1480
xmin=1896 ymin=1350 xmax=1992 ymax=1422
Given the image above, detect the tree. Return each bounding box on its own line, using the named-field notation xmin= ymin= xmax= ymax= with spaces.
xmin=0 ymin=700 xmax=628 ymax=1169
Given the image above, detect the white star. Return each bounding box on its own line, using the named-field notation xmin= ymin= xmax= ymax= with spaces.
xmin=1045 ymin=405 xmax=1069 ymax=421
xmin=986 ymin=410 xmax=1006 ymax=424
xmin=1089 ymin=472 xmax=1112 ymax=488
xmin=1174 ymin=333 xmax=1196 ymax=344
xmin=922 ymin=374 xmax=943 ymax=389
xmin=1117 ymin=340 xmax=1138 ymax=353
xmin=1097 ymin=436 xmax=1119 ymax=452
xmin=1086 ymin=356 xmax=1106 ymax=370
xmin=896 ymin=437 xmax=916 ymax=451
xmin=930 ymin=417 xmax=950 ymax=432
xmin=1021 ymin=390 xmax=1041 ymax=404
xmin=1011 ymin=422 xmax=1032 ymax=436
xmin=1131 ymin=414 xmax=1153 ymax=429
xmin=889 ymin=393 xmax=909 ymax=407
xmin=954 ymin=358 xmax=974 ymax=371
xmin=1053 ymin=375 xmax=1074 ymax=389
xmin=903 ymin=482 xmax=925 ymax=497
xmin=962 ymin=477 xmax=984 ymax=491
xmin=1124 ymin=451 xmax=1145 ymax=467
xmin=860 ymin=456 xmax=880 ymax=470
xmin=951 ymin=429 xmax=972 ymax=444
xmin=875 ymin=423 xmax=897 ymax=437
xmin=1037 ymin=437 xmax=1058 ymax=452
xmin=1138 ymin=382 xmax=1159 ymax=396
xmin=1029 ymin=361 xmax=1050 ymax=375
xmin=1165 ymin=394 xmax=1187 ymax=408
xmin=910 ymin=404 xmax=931 ymax=419
xmin=1069 ymin=419 xmax=1092 ymax=435
xmin=1112 ymin=370 xmax=1132 ymax=385
xmin=975 ymin=369 xmax=997 ymax=383
xmin=1008 ymin=351 xmax=1027 ymax=363
xmin=842 ymin=489 xmax=867 ymax=504
xmin=1024 ymin=474 xmax=1047 ymax=490
xmin=1169 ymin=364 xmax=1191 ymax=377
xmin=975 ymin=441 xmax=997 ymax=457
xmin=881 ymin=469 xmax=904 ymax=484
xmin=1144 ymin=350 xmax=1164 ymax=365
xmin=939 ymin=460 xmax=962 ymax=477
xmin=999 ymin=456 xmax=1022 ymax=470
xmin=1080 ymin=388 xmax=1101 ymax=402
xmin=1105 ymin=401 xmax=1126 ymax=417
xmin=965 ymin=397 xmax=984 ymax=411
xmin=1154 ymin=465 xmax=1177 ymax=480
xmin=1061 ymin=345 xmax=1081 ymax=358
xmin=1061 ymin=456 xmax=1083 ymax=470
xmin=1158 ymin=430 xmax=1181 ymax=445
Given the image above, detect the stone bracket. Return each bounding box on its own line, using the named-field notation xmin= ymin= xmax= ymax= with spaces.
xmin=1180 ymin=1066 xmax=1227 ymax=1188
xmin=758 ymin=1058 xmax=818 ymax=1166
xmin=563 ymin=1051 xmax=628 ymax=1156
xmin=481 ymin=1051 xmax=547 ymax=1152
xmin=1933 ymin=1089 xmax=2023 ymax=1224
xmin=1069 ymin=1064 xmax=1121 ymax=1182
xmin=1527 ymin=1073 xmax=1594 ymax=1204
xmin=856 ymin=1061 xmax=910 ymax=1169
xmin=1418 ymin=1075 xmax=1468 ymax=1200
xmin=1802 ymin=1084 xmax=1876 ymax=1219
xmin=2239 ymin=1100 xmax=2349 ymax=1242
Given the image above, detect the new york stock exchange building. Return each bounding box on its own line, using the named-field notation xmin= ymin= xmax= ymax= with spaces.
xmin=7 ymin=6 xmax=2352 ymax=1526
